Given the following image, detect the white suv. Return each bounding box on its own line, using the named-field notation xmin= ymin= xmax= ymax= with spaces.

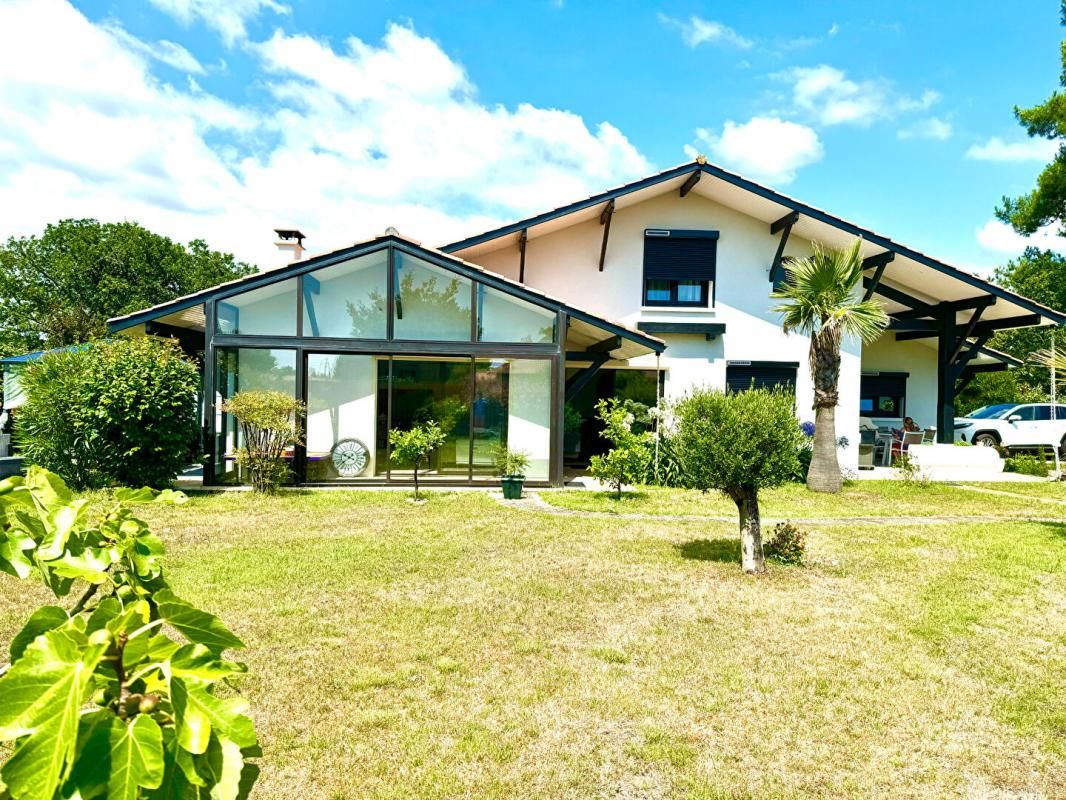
xmin=954 ymin=403 xmax=1066 ymax=456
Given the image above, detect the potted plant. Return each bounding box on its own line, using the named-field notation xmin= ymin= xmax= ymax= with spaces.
xmin=491 ymin=442 xmax=531 ymax=499
xmin=563 ymin=403 xmax=583 ymax=459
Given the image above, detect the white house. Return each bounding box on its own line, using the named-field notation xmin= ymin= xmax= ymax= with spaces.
xmin=31 ymin=157 xmax=1063 ymax=487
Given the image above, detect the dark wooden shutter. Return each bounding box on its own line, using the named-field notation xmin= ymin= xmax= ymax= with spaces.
xmin=643 ymin=229 xmax=718 ymax=281
xmin=726 ymin=363 xmax=797 ymax=394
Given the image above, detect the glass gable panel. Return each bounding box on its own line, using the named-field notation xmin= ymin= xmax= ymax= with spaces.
xmin=476 ymin=284 xmax=556 ymax=344
xmin=392 ymin=252 xmax=472 ymax=341
xmin=473 ymin=358 xmax=551 ymax=480
xmin=216 ymin=279 xmax=297 ymax=336
xmin=303 ymin=252 xmax=388 ymax=339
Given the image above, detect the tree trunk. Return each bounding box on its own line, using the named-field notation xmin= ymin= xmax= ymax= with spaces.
xmin=413 ymin=458 xmax=420 ymax=501
xmin=734 ymin=487 xmax=765 ymax=574
xmin=807 ymin=404 xmax=843 ymax=493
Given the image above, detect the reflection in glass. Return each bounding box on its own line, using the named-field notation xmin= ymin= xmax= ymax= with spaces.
xmin=216 ymin=280 xmax=298 ymax=336
xmin=476 ymin=284 xmax=556 ymax=343
xmin=303 ymin=252 xmax=388 ymax=339
xmin=305 ymin=354 xmax=380 ymax=480
xmin=474 ymin=359 xmax=551 ymax=480
xmin=388 ymin=357 xmax=472 ymax=479
xmin=214 ymin=348 xmax=297 ymax=482
xmin=393 ymin=252 xmax=472 ymax=341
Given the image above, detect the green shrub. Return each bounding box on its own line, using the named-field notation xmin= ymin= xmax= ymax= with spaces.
xmin=671 ymin=387 xmax=802 ymax=573
xmin=489 ymin=442 xmax=530 ymax=477
xmin=1004 ymin=452 xmax=1050 ymax=477
xmin=221 ymin=390 xmax=305 ymax=493
xmin=0 ymin=467 xmax=257 ymax=798
xmin=389 ymin=421 xmax=447 ymax=500
xmin=764 ymin=521 xmax=808 ymax=565
xmin=588 ymin=398 xmax=652 ymax=499
xmin=18 ymin=336 xmax=200 ymax=490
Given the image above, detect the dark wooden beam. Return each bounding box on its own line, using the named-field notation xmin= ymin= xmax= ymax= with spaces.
xmin=887 ymin=318 xmax=940 ymax=332
xmin=679 ymin=171 xmax=701 ymax=198
xmin=598 ymin=199 xmax=614 ymax=272
xmin=943 ymin=295 xmax=997 ymax=313
xmin=949 ymin=306 xmax=989 ymax=363
xmin=936 ymin=310 xmax=957 ymax=443
xmin=973 ymin=313 xmax=1042 ymax=336
xmin=564 ymin=355 xmax=608 ymax=402
xmin=770 ymin=211 xmax=800 ymax=235
xmin=769 ymin=212 xmax=800 ymax=288
xmin=862 ymin=252 xmax=894 ymax=301
xmin=518 ymin=229 xmax=527 ymax=283
xmin=894 ymin=330 xmax=936 ymax=341
xmin=891 ymin=306 xmax=937 ymax=321
xmin=636 ymin=321 xmax=726 ymax=340
xmin=863 ymin=278 xmax=937 ymax=315
xmin=951 ymin=333 xmax=991 ymax=380
xmin=588 ymin=335 xmax=622 ymax=353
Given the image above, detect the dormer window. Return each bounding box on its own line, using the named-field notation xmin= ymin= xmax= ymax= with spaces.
xmin=642 ymin=229 xmax=718 ymax=308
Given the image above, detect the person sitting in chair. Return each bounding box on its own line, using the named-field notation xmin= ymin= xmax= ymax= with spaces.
xmin=902 ymin=416 xmax=920 ymax=433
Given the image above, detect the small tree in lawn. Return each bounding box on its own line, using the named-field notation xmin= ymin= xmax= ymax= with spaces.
xmin=389 ymin=421 xmax=447 ymax=501
xmin=588 ymin=398 xmax=652 ymax=499
xmin=672 ymin=387 xmax=803 ymax=573
xmin=222 ymin=389 xmax=305 ymax=493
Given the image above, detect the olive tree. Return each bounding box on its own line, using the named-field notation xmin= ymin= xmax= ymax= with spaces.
xmin=672 ymin=387 xmax=803 ymax=573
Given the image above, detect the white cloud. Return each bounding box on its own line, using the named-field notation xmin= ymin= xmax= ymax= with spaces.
xmin=658 ymin=14 xmax=753 ymax=49
xmin=966 ymin=136 xmax=1060 ymax=162
xmin=775 ymin=64 xmax=938 ymax=127
xmin=0 ymin=0 xmax=651 ymax=269
xmin=976 ymin=219 xmax=1066 ymax=256
xmin=689 ymin=117 xmax=823 ymax=185
xmin=105 ymin=24 xmax=206 ymax=74
xmin=828 ymin=23 xmax=839 ymax=36
xmin=897 ymin=116 xmax=952 ymax=141
xmin=147 ymin=0 xmax=290 ymax=46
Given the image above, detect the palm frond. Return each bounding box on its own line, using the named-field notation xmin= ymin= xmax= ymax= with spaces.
xmin=771 ymin=239 xmax=889 ymax=344
xmin=1031 ymin=344 xmax=1066 ymax=377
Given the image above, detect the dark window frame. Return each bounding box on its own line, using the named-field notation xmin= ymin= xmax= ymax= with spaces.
xmin=642 ymin=278 xmax=709 ymax=307
xmin=642 ymin=229 xmax=717 ymax=309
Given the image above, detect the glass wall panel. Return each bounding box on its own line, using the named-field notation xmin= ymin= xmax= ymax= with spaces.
xmin=392 ymin=252 xmax=471 ymax=341
xmin=476 ymin=284 xmax=556 ymax=344
xmin=303 ymin=253 xmax=388 ymax=339
xmin=305 ymin=354 xmax=382 ymax=480
xmin=214 ymin=348 xmax=297 ymax=483
xmin=216 ymin=279 xmax=298 ymax=336
xmin=388 ymin=357 xmax=472 ymax=480
xmin=473 ymin=359 xmax=551 ymax=480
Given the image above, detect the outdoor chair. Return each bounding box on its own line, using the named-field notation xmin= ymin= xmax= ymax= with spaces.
xmin=922 ymin=427 xmax=936 ymax=443
xmin=890 ymin=431 xmax=925 ymax=463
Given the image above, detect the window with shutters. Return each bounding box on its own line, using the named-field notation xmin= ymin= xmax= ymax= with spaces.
xmin=859 ymin=372 xmax=907 ymax=417
xmin=642 ymin=229 xmax=717 ymax=307
xmin=725 ymin=362 xmax=797 ymax=395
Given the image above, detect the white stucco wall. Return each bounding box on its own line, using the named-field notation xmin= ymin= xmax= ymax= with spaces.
xmin=861 ymin=334 xmax=939 ymax=429
xmin=464 ymin=191 xmax=864 ymax=466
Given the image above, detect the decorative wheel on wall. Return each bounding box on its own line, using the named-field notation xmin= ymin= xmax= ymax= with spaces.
xmin=331 ymin=438 xmax=370 ymax=478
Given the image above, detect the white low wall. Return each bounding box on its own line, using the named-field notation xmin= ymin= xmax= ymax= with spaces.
xmin=907 ymin=444 xmax=1004 ymax=481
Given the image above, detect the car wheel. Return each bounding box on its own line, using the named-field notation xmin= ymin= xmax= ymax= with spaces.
xmin=973 ymin=432 xmax=1000 ymax=449
xmin=1060 ymin=434 xmax=1066 ymax=460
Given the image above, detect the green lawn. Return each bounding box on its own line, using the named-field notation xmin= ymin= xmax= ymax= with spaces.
xmin=1 ymin=488 xmax=1065 ymax=798
xmin=540 ymin=480 xmax=1060 ymax=518
xmin=968 ymin=480 xmax=1066 ymax=501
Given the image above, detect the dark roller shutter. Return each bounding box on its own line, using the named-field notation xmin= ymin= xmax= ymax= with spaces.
xmin=726 ymin=363 xmax=797 ymax=394
xmin=860 ymin=373 xmax=906 ymax=399
xmin=643 ymin=229 xmax=718 ymax=281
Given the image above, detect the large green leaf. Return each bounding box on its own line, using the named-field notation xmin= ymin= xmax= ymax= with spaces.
xmin=171 ymin=678 xmax=256 ymax=755
xmin=170 ymin=644 xmax=247 ymax=682
xmin=62 ymin=710 xmax=112 ymax=800
xmin=205 ymin=735 xmax=243 ymax=800
xmin=9 ymin=605 xmax=68 ymax=662
xmin=47 ymin=542 xmax=114 ymax=584
xmin=0 ymin=627 xmax=110 ymax=800
xmin=154 ymin=590 xmax=244 ymax=652
xmin=107 ymin=714 xmax=164 ymax=800
xmin=147 ymin=730 xmax=200 ymax=800
xmin=0 ymin=528 xmax=35 ymax=579
xmin=39 ymin=498 xmax=90 ymax=561
xmin=23 ymin=467 xmax=73 ymax=514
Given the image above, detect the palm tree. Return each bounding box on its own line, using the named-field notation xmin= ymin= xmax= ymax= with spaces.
xmin=773 ymin=240 xmax=889 ymax=493
xmin=1031 ymin=342 xmax=1066 ymax=375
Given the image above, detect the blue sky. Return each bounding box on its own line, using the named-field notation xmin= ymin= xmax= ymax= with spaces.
xmin=1 ymin=0 xmax=1062 ymax=272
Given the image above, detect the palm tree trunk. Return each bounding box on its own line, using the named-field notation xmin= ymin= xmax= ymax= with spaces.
xmin=807 ymin=404 xmax=842 ymax=493
xmin=734 ymin=487 xmax=765 ymax=574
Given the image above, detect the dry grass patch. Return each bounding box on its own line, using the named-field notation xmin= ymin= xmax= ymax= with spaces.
xmin=1 ymin=489 xmax=1064 ymax=798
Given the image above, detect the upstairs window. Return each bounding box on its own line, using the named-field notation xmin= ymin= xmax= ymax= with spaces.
xmin=642 ymin=229 xmax=718 ymax=307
